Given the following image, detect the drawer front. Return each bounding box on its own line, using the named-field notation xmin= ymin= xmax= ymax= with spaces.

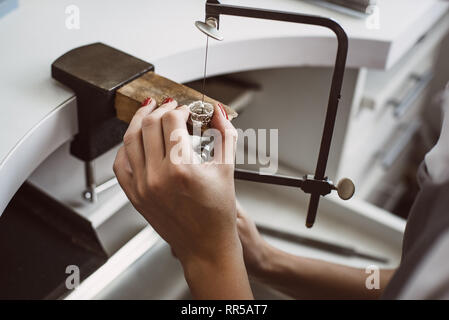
xmin=338 ymin=15 xmax=447 ymax=188
xmin=356 ymin=119 xmax=422 ymax=201
xmin=343 ymin=70 xmax=432 ymax=190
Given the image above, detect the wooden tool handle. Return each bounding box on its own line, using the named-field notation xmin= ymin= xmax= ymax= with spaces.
xmin=115 ymin=71 xmax=237 ymax=123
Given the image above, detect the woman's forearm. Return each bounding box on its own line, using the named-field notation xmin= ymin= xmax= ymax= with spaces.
xmin=255 ymin=245 xmax=395 ymax=299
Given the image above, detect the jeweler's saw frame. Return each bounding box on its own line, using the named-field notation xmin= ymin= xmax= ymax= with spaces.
xmin=199 ymin=0 xmax=353 ymax=228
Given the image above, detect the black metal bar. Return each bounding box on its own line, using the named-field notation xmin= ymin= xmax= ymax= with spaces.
xmin=234 ymin=169 xmax=303 ymax=188
xmin=206 ymin=0 xmax=348 ymax=227
xmin=306 ymin=193 xmax=321 ymax=228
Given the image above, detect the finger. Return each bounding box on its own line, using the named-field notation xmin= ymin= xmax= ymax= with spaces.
xmin=170 ymin=246 xmax=178 ymax=259
xmin=236 ymin=199 xmax=246 ymax=218
xmin=141 ymin=96 xmax=157 ymax=111
xmin=123 ymin=106 xmax=151 ymax=177
xmin=141 ymin=98 xmax=178 ymax=166
xmin=113 ymin=146 xmax=136 ymax=202
xmin=161 ymin=105 xmax=192 ymax=160
xmin=210 ymin=103 xmax=237 ymax=164
xmin=153 ymin=97 xmax=178 ymax=116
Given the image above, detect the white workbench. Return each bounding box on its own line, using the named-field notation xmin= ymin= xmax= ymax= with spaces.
xmin=0 ymin=0 xmax=448 ymax=214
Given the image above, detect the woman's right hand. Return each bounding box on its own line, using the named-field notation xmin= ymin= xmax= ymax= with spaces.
xmin=236 ymin=201 xmax=274 ymax=278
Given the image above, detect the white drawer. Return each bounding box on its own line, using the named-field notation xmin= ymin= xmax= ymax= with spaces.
xmin=358 ymin=12 xmax=449 ymax=116
xmin=356 ymin=119 xmax=422 ymax=202
xmin=343 ymin=72 xmax=432 ymax=190
xmin=338 ymin=14 xmax=449 ymax=188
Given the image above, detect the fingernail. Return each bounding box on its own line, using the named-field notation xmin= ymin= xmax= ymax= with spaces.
xmin=141 ymin=97 xmax=152 ymax=106
xmin=218 ymin=103 xmax=228 ymax=120
xmin=162 ymin=97 xmax=174 ymax=104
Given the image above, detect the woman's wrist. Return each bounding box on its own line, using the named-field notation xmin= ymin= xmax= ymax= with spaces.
xmin=181 ymin=234 xmax=253 ymax=299
xmin=182 ymin=234 xmax=241 ymax=276
xmin=251 ymin=243 xmax=283 ymax=281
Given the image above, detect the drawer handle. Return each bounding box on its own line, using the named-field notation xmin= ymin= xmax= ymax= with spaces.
xmin=388 ymin=72 xmax=433 ymax=118
xmin=381 ymin=121 xmax=421 ymax=170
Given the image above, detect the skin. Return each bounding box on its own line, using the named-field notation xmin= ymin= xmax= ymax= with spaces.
xmin=114 ymin=96 xmax=395 ymax=300
xmin=113 ymin=97 xmax=253 ymax=300
xmin=236 ymin=202 xmax=396 ymax=299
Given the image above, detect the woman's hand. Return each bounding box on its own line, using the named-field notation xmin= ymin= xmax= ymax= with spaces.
xmin=236 ymin=202 xmax=274 ymax=278
xmin=113 ymin=97 xmax=253 ymax=299
xmin=236 ymin=202 xmax=395 ymax=299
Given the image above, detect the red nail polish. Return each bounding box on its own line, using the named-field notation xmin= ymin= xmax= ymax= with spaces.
xmin=218 ymin=103 xmax=228 ymax=120
xmin=141 ymin=97 xmax=152 ymax=106
xmin=162 ymin=97 xmax=173 ymax=104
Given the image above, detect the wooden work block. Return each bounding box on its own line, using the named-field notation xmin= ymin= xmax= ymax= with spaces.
xmin=115 ymin=71 xmax=238 ymax=123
